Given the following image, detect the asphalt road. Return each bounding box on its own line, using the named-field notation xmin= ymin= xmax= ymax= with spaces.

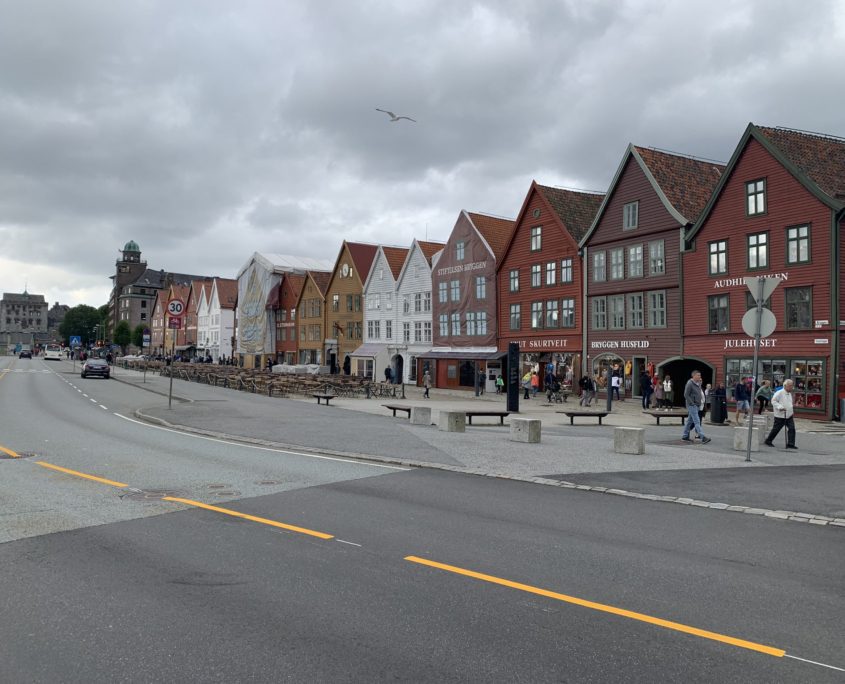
xmin=1 ymin=357 xmax=843 ymax=682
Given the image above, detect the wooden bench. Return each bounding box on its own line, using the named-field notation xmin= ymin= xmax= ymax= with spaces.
xmin=382 ymin=403 xmax=412 ymax=418
xmin=558 ymin=411 xmax=609 ymax=425
xmin=642 ymin=409 xmax=688 ymax=425
xmin=465 ymin=410 xmax=510 ymax=425
xmin=313 ymin=393 xmax=336 ymax=405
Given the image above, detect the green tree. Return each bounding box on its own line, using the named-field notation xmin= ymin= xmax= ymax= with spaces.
xmin=58 ymin=305 xmax=101 ymax=346
xmin=98 ymin=304 xmax=112 ymax=342
xmin=132 ymin=324 xmax=146 ymax=349
xmin=113 ymin=320 xmax=131 ymax=352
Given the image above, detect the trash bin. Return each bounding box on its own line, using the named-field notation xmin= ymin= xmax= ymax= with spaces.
xmin=709 ymin=394 xmax=727 ymax=424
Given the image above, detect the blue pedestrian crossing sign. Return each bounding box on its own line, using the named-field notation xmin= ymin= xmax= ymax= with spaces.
xmin=70 ymin=335 xmax=82 ymax=347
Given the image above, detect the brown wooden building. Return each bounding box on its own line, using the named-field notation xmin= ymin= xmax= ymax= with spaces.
xmin=683 ymin=124 xmax=845 ymax=420
xmin=295 ymin=271 xmax=331 ymax=365
xmin=185 ymin=280 xmax=212 ymax=356
xmin=272 ymin=273 xmax=305 ymax=365
xmin=423 ymin=211 xmax=514 ymax=390
xmin=497 ymin=182 xmax=604 ymax=388
xmin=581 ymin=145 xmax=725 ymax=399
xmin=324 ymin=242 xmax=378 ymax=374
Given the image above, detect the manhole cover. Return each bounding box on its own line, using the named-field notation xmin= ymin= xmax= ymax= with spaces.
xmin=213 ymin=490 xmax=241 ymax=497
xmin=207 ymin=483 xmax=231 ymax=490
xmin=255 ymin=480 xmax=281 ymax=485
xmin=122 ymin=488 xmax=188 ymax=501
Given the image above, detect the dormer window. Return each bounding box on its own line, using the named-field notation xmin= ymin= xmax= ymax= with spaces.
xmin=623 ymin=201 xmax=638 ymax=230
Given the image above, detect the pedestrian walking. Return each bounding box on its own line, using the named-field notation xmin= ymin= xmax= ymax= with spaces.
xmin=734 ymin=379 xmax=751 ymax=424
xmin=522 ymin=372 xmax=532 ymax=399
xmin=422 ymin=370 xmax=431 ymax=399
xmin=653 ymin=380 xmax=664 ymax=409
xmin=756 ymin=380 xmax=773 ymax=414
xmin=639 ymin=370 xmax=652 ymax=410
xmin=765 ymin=379 xmax=797 ymax=449
xmin=531 ymin=371 xmax=540 ymax=398
xmin=477 ymin=369 xmax=485 ymax=395
xmin=495 ymin=375 xmax=504 ymax=394
xmin=662 ymin=375 xmax=674 ymax=409
xmin=681 ymin=370 xmax=711 ymax=444
xmin=579 ymin=375 xmax=596 ymax=406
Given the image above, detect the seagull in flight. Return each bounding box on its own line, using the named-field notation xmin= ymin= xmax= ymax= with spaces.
xmin=376 ymin=108 xmax=416 ymax=123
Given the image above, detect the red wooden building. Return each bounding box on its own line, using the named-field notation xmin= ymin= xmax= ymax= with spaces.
xmin=683 ymin=124 xmax=845 ymax=420
xmin=422 ymin=211 xmax=514 ymax=390
xmin=272 ymin=273 xmax=304 ymax=365
xmin=497 ymin=182 xmax=604 ymax=388
xmin=581 ymin=145 xmax=724 ymax=399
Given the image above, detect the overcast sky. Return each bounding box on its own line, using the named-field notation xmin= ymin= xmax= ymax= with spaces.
xmin=1 ymin=0 xmax=843 ymax=308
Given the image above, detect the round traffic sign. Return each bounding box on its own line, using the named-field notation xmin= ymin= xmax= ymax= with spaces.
xmin=741 ymin=308 xmax=777 ymax=338
xmin=167 ymin=299 xmax=185 ymax=316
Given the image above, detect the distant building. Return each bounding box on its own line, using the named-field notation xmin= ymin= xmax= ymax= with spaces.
xmin=47 ymin=302 xmax=70 ymax=342
xmin=1 ymin=290 xmax=49 ymax=352
xmin=108 ymin=240 xmax=207 ymax=339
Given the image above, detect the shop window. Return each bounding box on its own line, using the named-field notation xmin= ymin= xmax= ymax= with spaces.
xmin=785 ymin=287 xmax=811 ymax=329
xmin=786 ymin=225 xmax=810 ymax=264
xmin=726 ymin=358 xmax=823 ymax=410
xmin=708 ymin=294 xmax=729 ymax=332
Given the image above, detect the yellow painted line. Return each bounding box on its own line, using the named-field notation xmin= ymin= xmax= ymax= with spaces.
xmin=162 ymin=496 xmax=334 ymax=540
xmin=405 ymin=556 xmax=785 ymax=658
xmin=36 ymin=461 xmax=128 ymax=488
xmin=0 ymin=444 xmax=21 ymax=458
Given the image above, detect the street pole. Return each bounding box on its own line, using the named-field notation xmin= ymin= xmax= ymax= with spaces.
xmin=745 ymin=278 xmax=764 ymax=463
xmin=168 ymin=332 xmax=175 ymax=410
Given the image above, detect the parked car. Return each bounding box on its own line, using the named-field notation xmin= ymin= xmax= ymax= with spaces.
xmin=19 ymin=350 xmax=32 ymax=359
xmin=81 ymin=358 xmax=110 ymax=379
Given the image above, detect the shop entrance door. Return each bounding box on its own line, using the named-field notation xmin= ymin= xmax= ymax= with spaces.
xmin=632 ymin=356 xmax=646 ymax=396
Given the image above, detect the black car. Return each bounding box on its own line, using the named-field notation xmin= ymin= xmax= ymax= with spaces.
xmin=81 ymin=358 xmax=110 ymax=379
xmin=19 ymin=350 xmax=32 ymax=359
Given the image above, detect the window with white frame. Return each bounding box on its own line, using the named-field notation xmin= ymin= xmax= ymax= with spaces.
xmin=509 ymin=304 xmax=521 ymax=330
xmin=509 ymin=269 xmax=519 ymax=292
xmin=385 ymin=293 xmax=392 ymax=310
xmin=451 ymin=313 xmax=460 ymax=336
xmin=530 ymin=226 xmax=542 ymax=251
xmin=414 ymin=321 xmax=422 ymax=342
xmin=438 ymin=314 xmax=448 ymax=337
xmin=403 ymin=322 xmax=410 ymax=342
xmin=531 ymin=264 xmax=541 ymax=287
xmin=592 ymin=297 xmax=607 ymax=330
xmin=561 ymin=298 xmax=575 ymax=328
xmin=476 ymin=276 xmax=486 ymax=299
xmin=545 ymin=300 xmax=559 ymax=328
xmin=367 ymin=320 xmax=374 ymax=338
xmin=560 ymin=258 xmax=573 ymax=283
xmin=456 ymin=240 xmax=465 ymax=261
xmin=593 ymin=251 xmax=606 ymax=282
xmin=628 ymin=244 xmax=643 ymax=277
xmin=648 ymin=290 xmax=666 ymax=327
xmin=373 ymin=320 xmax=380 ymax=339
xmin=623 ymin=201 xmax=639 ymax=230
xmin=786 ymin=225 xmax=810 ymax=264
xmin=424 ymin=291 xmax=431 ymax=311
xmin=648 ymin=240 xmax=665 ymax=275
xmin=450 ymin=280 xmax=460 ymax=302
xmin=403 ymin=297 xmax=410 ymax=314
xmin=386 ymin=320 xmax=393 ymax=339
xmin=747 ymin=232 xmax=768 ymax=269
xmin=545 ymin=261 xmax=556 ymax=286
xmin=438 ymin=282 xmax=447 ymax=303
xmin=414 ymin=293 xmax=422 ymax=312
xmin=610 ymin=248 xmax=624 ymax=279
xmin=746 ymin=179 xmax=766 ymax=216
xmin=531 ymin=301 xmax=543 ymax=329
xmin=709 ymin=240 xmax=728 ymax=275
xmin=477 ymin=312 xmax=487 ymax=336
xmin=627 ymin=292 xmax=644 ymax=328
xmin=609 ymin=294 xmax=625 ymax=329
xmin=424 ymin=321 xmax=432 ymax=341
xmin=466 ymin=312 xmax=477 ymax=336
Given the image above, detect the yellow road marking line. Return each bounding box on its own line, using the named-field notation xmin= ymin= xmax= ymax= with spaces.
xmin=36 ymin=461 xmax=128 ymax=488
xmin=0 ymin=444 xmax=21 ymax=458
xmin=405 ymin=556 xmax=785 ymax=658
xmin=162 ymin=496 xmax=334 ymax=540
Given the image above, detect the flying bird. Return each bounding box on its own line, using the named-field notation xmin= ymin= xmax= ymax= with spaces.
xmin=375 ymin=108 xmax=416 ymax=123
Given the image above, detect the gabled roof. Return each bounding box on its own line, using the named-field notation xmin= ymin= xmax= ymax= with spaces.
xmin=687 ymin=123 xmax=845 ymax=243
xmin=537 ymin=184 xmax=605 ymax=243
xmin=466 ymin=211 xmax=515 ymax=261
xmin=307 ymin=270 xmax=332 ymax=297
xmin=417 ymin=240 xmax=446 ymax=264
xmin=345 ymin=242 xmax=379 ymax=282
xmin=281 ymin=273 xmax=305 ymax=303
xmin=382 ymin=246 xmax=409 ymax=280
xmin=236 ymin=252 xmax=334 ymax=279
xmin=581 ymin=144 xmax=725 ymax=247
xmin=213 ymin=278 xmax=238 ymax=309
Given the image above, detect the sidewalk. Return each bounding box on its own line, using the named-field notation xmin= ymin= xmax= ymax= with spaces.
xmin=111 ymin=367 xmax=845 ymax=526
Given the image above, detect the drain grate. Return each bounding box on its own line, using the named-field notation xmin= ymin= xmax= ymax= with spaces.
xmin=207 ymin=483 xmax=231 ymax=490
xmin=213 ymin=490 xmax=241 ymax=497
xmin=255 ymin=479 xmax=281 ymax=486
xmin=122 ymin=488 xmax=188 ymax=501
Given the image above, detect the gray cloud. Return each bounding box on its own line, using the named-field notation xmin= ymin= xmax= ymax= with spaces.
xmin=0 ymin=0 xmax=842 ymax=307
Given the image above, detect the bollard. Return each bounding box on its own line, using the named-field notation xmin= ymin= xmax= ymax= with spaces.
xmin=510 ymin=418 xmax=541 ymax=443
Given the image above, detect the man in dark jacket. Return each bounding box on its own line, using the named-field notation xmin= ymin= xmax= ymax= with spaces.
xmin=682 ymin=370 xmax=711 ymax=444
xmin=640 ymin=370 xmax=653 ymax=410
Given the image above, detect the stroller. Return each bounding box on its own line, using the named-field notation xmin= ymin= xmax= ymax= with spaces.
xmin=546 ymin=379 xmax=564 ymax=403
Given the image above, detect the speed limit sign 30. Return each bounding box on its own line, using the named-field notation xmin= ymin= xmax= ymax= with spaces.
xmin=167 ymin=298 xmax=185 ymax=316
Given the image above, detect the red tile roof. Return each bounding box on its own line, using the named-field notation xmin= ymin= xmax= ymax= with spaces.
xmin=417 ymin=240 xmax=446 ymax=264
xmin=634 ymin=147 xmax=726 ymax=223
xmin=281 ymin=273 xmax=305 ymax=304
xmin=346 ymin=242 xmax=379 ymax=282
xmin=382 ymin=246 xmax=409 ymax=280
xmin=756 ymin=126 xmax=845 ymax=202
xmin=536 ymin=185 xmax=605 ymax=243
xmin=215 ymin=278 xmax=238 ymax=309
xmin=466 ymin=212 xmax=515 ymax=261
xmin=308 ymin=271 xmax=332 ymax=297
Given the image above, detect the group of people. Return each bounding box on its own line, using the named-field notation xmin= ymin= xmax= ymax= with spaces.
xmin=638 ymin=371 xmax=676 ymax=410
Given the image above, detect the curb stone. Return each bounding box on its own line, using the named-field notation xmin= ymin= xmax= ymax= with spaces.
xmin=132 ymin=409 xmax=843 ymax=531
